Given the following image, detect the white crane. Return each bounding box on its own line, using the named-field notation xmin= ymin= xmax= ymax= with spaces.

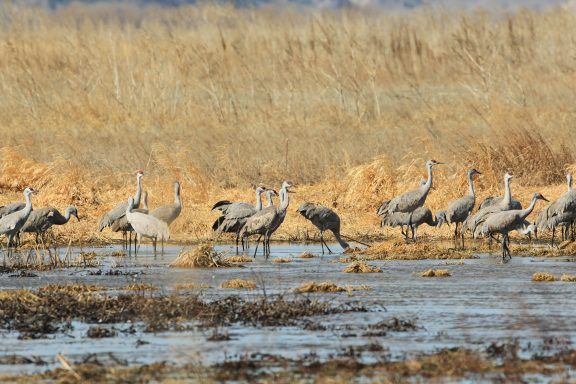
xmin=126 ymin=196 xmax=169 ymax=257
xmin=0 ymin=187 xmax=36 ymax=258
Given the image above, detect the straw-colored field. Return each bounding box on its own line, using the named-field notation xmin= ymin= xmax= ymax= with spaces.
xmin=0 ymin=4 xmax=575 ymax=246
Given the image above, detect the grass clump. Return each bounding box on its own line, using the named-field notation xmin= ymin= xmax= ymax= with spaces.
xmin=297 ymin=252 xmax=315 ymax=259
xmin=170 ymin=244 xmax=233 ymax=268
xmin=532 ymin=272 xmax=557 ymax=282
xmin=419 ymin=269 xmax=451 ymax=278
xmin=343 ymin=261 xmax=382 ymax=273
xmin=361 ymin=241 xmax=474 ymax=260
xmin=122 ymin=283 xmax=158 ymax=291
xmin=273 ymin=257 xmax=293 ymax=264
xmin=220 ymin=279 xmax=257 ymax=290
xmin=175 ymin=283 xmax=211 ymax=289
xmin=224 ymin=256 xmax=253 ymax=263
xmin=560 ymin=274 xmax=576 ymax=282
xmin=294 ymin=281 xmax=371 ymax=293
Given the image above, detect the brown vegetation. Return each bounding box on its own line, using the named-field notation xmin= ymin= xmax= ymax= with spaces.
xmin=170 ymin=244 xmax=233 ymax=268
xmin=294 ymin=281 xmax=371 ymax=293
xmin=343 ymin=261 xmax=382 ymax=273
xmin=219 ymin=279 xmax=257 ymax=290
xmin=0 ymin=4 xmax=574 ymax=246
xmin=532 ymin=272 xmax=557 ymax=282
xmin=419 ymin=269 xmax=451 ymax=277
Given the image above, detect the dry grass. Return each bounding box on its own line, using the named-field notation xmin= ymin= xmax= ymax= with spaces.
xmin=559 ymin=274 xmax=576 ymax=282
xmin=361 ymin=240 xmax=475 ymax=260
xmin=343 ymin=261 xmax=382 ymax=273
xmin=122 ymin=283 xmax=158 ymax=291
xmin=170 ymin=244 xmax=233 ymax=268
xmin=532 ymin=272 xmax=557 ymax=282
xmin=174 ymin=283 xmax=211 ymax=289
xmin=0 ymin=5 xmax=574 ymax=246
xmin=223 ymin=256 xmax=253 ymax=263
xmin=297 ymin=252 xmax=315 ymax=259
xmin=219 ymin=279 xmax=257 ymax=290
xmin=294 ymin=281 xmax=371 ymax=293
xmin=273 ymin=257 xmax=294 ymax=264
xmin=419 ymin=269 xmax=451 ymax=278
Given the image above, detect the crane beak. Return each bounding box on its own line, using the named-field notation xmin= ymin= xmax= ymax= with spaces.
xmin=542 ymin=196 xmax=549 ymax=202
xmin=75 ymin=213 xmax=81 ymax=222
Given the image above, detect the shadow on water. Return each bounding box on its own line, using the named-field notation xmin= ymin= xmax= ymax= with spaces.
xmin=1 ymin=241 xmax=576 ymax=377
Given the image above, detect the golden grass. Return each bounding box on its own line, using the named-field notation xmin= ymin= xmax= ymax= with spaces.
xmin=122 ymin=283 xmax=159 ymax=291
xmin=223 ymin=256 xmax=253 ymax=263
xmin=0 ymin=5 xmax=574 ymax=247
xmin=360 ymin=241 xmax=475 ymax=260
xmin=559 ymin=274 xmax=576 ymax=282
xmin=170 ymin=245 xmax=233 ymax=268
xmin=273 ymin=257 xmax=294 ymax=264
xmin=297 ymin=252 xmax=315 ymax=259
xmin=419 ymin=269 xmax=451 ymax=278
xmin=343 ymin=261 xmax=382 ymax=273
xmin=219 ymin=279 xmax=257 ymax=290
xmin=294 ymin=281 xmax=371 ymax=293
xmin=532 ymin=272 xmax=557 ymax=282
xmin=174 ymin=283 xmax=211 ymax=289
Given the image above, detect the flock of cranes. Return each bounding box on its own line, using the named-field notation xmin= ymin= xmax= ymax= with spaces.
xmin=0 ymin=160 xmax=575 ymax=261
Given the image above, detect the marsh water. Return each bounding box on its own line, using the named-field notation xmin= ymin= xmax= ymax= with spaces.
xmin=1 ymin=242 xmax=576 ymax=376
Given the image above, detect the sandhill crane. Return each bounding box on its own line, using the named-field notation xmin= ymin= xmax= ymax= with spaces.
xmin=439 ymin=168 xmax=481 ymax=247
xmin=212 ymin=186 xmax=266 ymax=254
xmin=480 ymin=193 xmax=548 ymax=261
xmin=537 ymin=174 xmax=576 ymax=245
xmin=126 ymin=197 xmax=169 ymax=257
xmin=240 ymin=181 xmax=295 ymax=258
xmin=150 ymin=181 xmax=182 ymax=251
xmin=111 ymin=191 xmax=148 ymax=254
xmin=265 ymin=189 xmax=278 ymax=207
xmin=297 ymin=202 xmax=349 ymax=254
xmin=0 ymin=203 xmax=25 ymax=218
xmin=98 ymin=170 xmax=144 ymax=252
xmin=379 ymin=159 xmax=443 ymax=216
xmin=381 ymin=207 xmax=438 ymax=240
xmin=0 ymin=187 xmax=35 ymax=257
xmin=462 ymin=173 xmax=516 ymax=238
xmin=20 ymin=205 xmax=80 ymax=245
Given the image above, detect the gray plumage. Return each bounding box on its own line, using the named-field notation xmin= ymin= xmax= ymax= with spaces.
xmin=478 ymin=196 xmax=522 ymax=211
xmin=380 ymin=159 xmax=442 ymax=215
xmin=265 ymin=189 xmax=278 ymax=207
xmin=480 ymin=193 xmax=548 ymax=260
xmin=150 ymin=181 xmax=182 ymax=226
xmin=297 ymin=202 xmax=349 ymax=253
xmin=98 ymin=170 xmax=144 ymax=232
xmin=461 ymin=173 xmax=516 ymax=238
xmin=0 ymin=187 xmax=35 ymax=249
xmin=535 ymin=174 xmax=574 ymax=244
xmin=126 ymin=196 xmax=169 ymax=256
xmin=0 ymin=203 xmax=25 ymax=218
xmin=240 ymin=181 xmax=294 ymax=258
xmin=110 ymin=191 xmax=148 ymax=233
xmin=20 ymin=206 xmax=79 ymax=237
xmin=380 ymin=207 xmax=438 ymax=240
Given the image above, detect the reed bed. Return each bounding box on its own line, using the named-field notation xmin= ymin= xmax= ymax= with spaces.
xmin=170 ymin=245 xmax=233 ymax=268
xmin=294 ymin=281 xmax=371 ymax=293
xmin=0 ymin=5 xmax=574 ymax=246
xmin=223 ymin=256 xmax=253 ymax=263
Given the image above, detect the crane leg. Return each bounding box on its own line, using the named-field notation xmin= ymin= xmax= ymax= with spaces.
xmin=152 ymin=238 xmax=157 ymax=258
xmin=253 ymin=235 xmax=262 ymax=258
xmin=235 ymin=232 xmax=240 ymax=255
xmin=551 ymin=227 xmax=556 ymax=248
xmin=454 ymin=223 xmax=458 ymax=240
xmin=320 ymin=231 xmax=332 ymax=254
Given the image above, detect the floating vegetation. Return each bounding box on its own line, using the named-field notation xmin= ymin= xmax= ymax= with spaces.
xmin=170 ymin=244 xmax=233 ymax=268
xmin=175 ymin=283 xmax=211 ymax=289
xmin=220 ymin=279 xmax=257 ymax=290
xmin=122 ymin=283 xmax=158 ymax=291
xmin=419 ymin=269 xmax=451 ymax=277
xmin=362 ymin=240 xmax=475 ymax=260
xmin=224 ymin=256 xmax=253 ymax=263
xmin=532 ymin=272 xmax=557 ymax=282
xmin=343 ymin=261 xmax=382 ymax=273
xmin=560 ymin=274 xmax=576 ymax=282
xmin=294 ymin=281 xmax=371 ymax=293
xmin=109 ymin=251 xmax=126 ymax=257
xmin=297 ymin=252 xmax=315 ymax=259
xmin=273 ymin=257 xmax=294 ymax=264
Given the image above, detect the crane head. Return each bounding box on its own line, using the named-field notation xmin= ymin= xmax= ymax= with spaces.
xmin=23 ymin=187 xmax=36 ymax=196
xmin=135 ymin=170 xmax=144 ymax=177
xmin=282 ymin=180 xmax=296 ymax=193
xmin=469 ymin=168 xmax=482 ymax=176
xmin=68 ymin=206 xmax=80 ymax=221
xmin=255 ymin=186 xmax=267 ymax=194
xmin=427 ymin=159 xmax=443 ymax=167
xmin=533 ymin=193 xmax=549 ymax=202
xmin=267 ymin=189 xmax=279 ymax=197
xmin=504 ymin=172 xmax=514 ymax=181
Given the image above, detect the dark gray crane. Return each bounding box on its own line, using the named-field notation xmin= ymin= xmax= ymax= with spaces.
xmin=381 ymin=207 xmax=438 ymax=240
xmin=297 ymin=202 xmax=349 ymax=254
xmin=480 ymin=193 xmax=548 ymax=261
xmin=0 ymin=187 xmax=36 ymax=257
xmin=20 ymin=205 xmax=80 ymax=245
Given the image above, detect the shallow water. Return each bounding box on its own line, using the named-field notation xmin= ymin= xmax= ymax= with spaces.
xmin=1 ymin=242 xmax=576 ymax=376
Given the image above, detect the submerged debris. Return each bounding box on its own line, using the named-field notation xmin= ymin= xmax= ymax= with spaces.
xmin=368 ymin=317 xmax=418 ymax=332
xmin=224 ymin=256 xmax=253 ymax=263
xmin=175 ymin=283 xmax=211 ymax=289
xmin=343 ymin=261 xmax=382 ymax=273
xmin=273 ymin=257 xmax=294 ymax=264
xmin=297 ymin=252 xmax=315 ymax=258
xmin=560 ymin=274 xmax=576 ymax=282
xmin=419 ymin=269 xmax=451 ymax=277
xmin=86 ymin=326 xmax=117 ymax=338
xmin=220 ymin=279 xmax=257 ymax=290
xmin=170 ymin=244 xmax=233 ymax=268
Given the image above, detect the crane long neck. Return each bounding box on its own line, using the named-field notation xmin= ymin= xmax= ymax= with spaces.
xmin=143 ymin=193 xmax=149 ymax=210
xmin=23 ymin=192 xmax=32 ymax=214
xmin=133 ymin=176 xmax=142 ymax=208
xmin=63 ymin=209 xmax=72 ymax=223
xmin=255 ymin=190 xmax=263 ymax=211
xmin=279 ymin=186 xmax=290 ymax=212
xmin=503 ymin=177 xmax=512 ymax=206
xmin=266 ymin=192 xmax=274 ymax=207
xmin=332 ymin=230 xmax=349 ymax=250
xmin=424 ymin=164 xmax=433 ymax=191
xmin=174 ymin=184 xmax=181 ymax=207
xmin=520 ymin=197 xmax=538 ymax=220
xmin=568 ymin=176 xmax=572 ymax=192
xmin=468 ymin=172 xmax=475 ymax=198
